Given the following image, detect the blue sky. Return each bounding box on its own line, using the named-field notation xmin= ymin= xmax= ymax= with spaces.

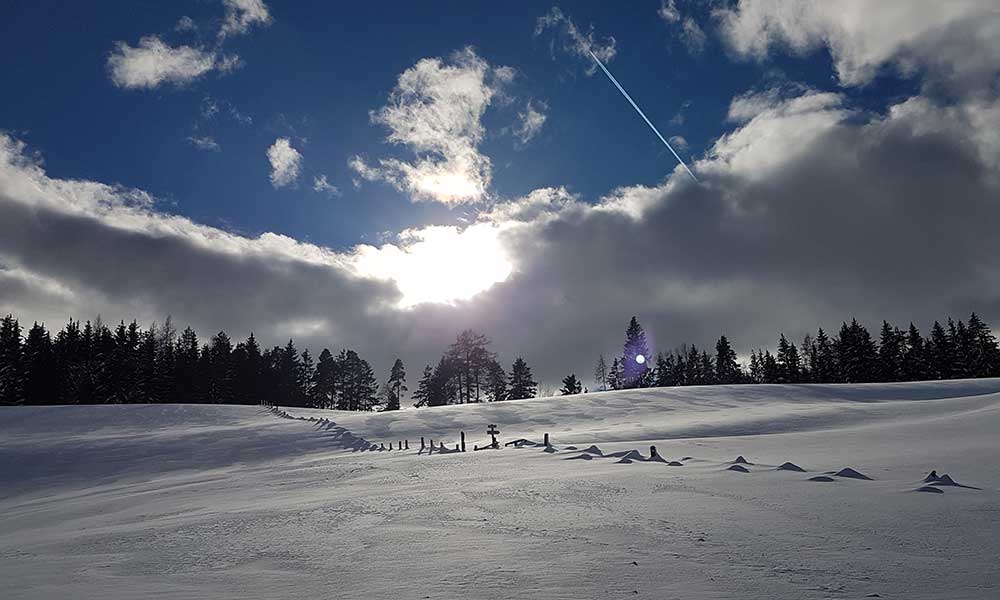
xmin=2 ymin=1 xmax=999 ymax=385
xmin=2 ymin=0 xmax=906 ymax=248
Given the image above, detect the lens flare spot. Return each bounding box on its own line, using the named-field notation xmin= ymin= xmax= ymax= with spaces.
xmin=635 ymin=354 xmax=646 ymax=365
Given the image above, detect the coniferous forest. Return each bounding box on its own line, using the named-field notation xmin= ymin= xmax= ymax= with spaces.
xmin=0 ymin=312 xmax=998 ymax=409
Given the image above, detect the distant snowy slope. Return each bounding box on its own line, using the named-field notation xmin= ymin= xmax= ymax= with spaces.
xmin=283 ymin=378 xmax=1000 ymax=446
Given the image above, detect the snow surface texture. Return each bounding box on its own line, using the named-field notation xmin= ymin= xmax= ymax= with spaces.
xmin=2 ymin=379 xmax=1000 ymax=599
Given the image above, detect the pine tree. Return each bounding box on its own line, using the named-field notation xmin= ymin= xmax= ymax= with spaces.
xmin=714 ymin=335 xmax=740 ymax=384
xmin=22 ymin=322 xmax=56 ymax=405
xmin=620 ymin=317 xmax=651 ymax=388
xmin=967 ymin=313 xmax=1000 ymax=377
xmin=877 ymin=321 xmax=905 ymax=382
xmin=0 ymin=315 xmax=24 ymax=405
xmin=607 ymin=357 xmax=622 ymax=390
xmin=174 ymin=327 xmax=200 ymax=403
xmin=748 ymin=350 xmax=763 ymax=383
xmin=485 ymin=359 xmax=507 ymax=402
xmin=311 ymin=348 xmax=338 ymax=408
xmin=902 ymin=323 xmax=927 ymax=381
xmin=234 ymin=333 xmax=262 ymax=405
xmin=949 ymin=318 xmax=971 ymax=379
xmin=559 ymin=373 xmax=582 ymax=395
xmin=928 ymin=321 xmax=952 ymax=379
xmin=836 ymin=319 xmax=877 ymax=383
xmin=812 ymin=328 xmax=836 ymax=382
xmin=299 ymin=349 xmax=315 ymax=405
xmin=206 ymin=331 xmax=235 ymax=404
xmin=594 ymin=354 xmax=609 ymax=392
xmin=761 ymin=350 xmax=779 ymax=383
xmin=776 ymin=334 xmax=801 ymax=383
xmin=508 ymin=357 xmax=537 ymax=400
xmin=385 ymin=358 xmax=406 ymax=411
xmin=654 ymin=352 xmax=675 ymax=387
xmin=411 ymin=364 xmax=434 ymax=408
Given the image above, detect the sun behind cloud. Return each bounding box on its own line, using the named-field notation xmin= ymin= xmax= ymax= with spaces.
xmin=351 ymin=223 xmax=512 ymax=307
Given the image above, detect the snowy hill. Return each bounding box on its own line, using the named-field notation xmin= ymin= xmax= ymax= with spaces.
xmin=3 ymin=380 xmax=1000 ymax=599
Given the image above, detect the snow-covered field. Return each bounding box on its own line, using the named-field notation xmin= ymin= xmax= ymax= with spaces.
xmin=3 ymin=380 xmax=1000 ymax=599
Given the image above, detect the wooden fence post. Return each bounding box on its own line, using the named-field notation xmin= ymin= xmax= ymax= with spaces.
xmin=461 ymin=431 xmax=466 ymax=452
xmin=649 ymin=445 xmax=658 ymax=459
xmin=544 ymin=433 xmax=550 ymax=447
xmin=421 ymin=437 xmax=425 ymax=450
xmin=405 ymin=439 xmax=409 ymax=450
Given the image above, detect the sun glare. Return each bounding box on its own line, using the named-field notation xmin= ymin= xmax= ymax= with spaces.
xmin=353 ymin=224 xmax=513 ymax=307
xmin=635 ymin=354 xmax=646 ymax=364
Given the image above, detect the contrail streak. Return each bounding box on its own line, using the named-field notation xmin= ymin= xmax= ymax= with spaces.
xmin=588 ymin=50 xmax=698 ymax=183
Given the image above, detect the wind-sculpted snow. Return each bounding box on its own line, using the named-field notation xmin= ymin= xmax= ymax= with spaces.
xmin=2 ymin=379 xmax=999 ymax=599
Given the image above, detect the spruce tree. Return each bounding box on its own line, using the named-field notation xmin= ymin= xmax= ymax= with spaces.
xmin=776 ymin=334 xmax=801 ymax=383
xmin=902 ymin=323 xmax=927 ymax=381
xmin=714 ymin=335 xmax=740 ymax=384
xmin=508 ymin=357 xmax=537 ymax=400
xmin=0 ymin=314 xmax=24 ymax=405
xmin=22 ymin=322 xmax=56 ymax=405
xmin=594 ymin=355 xmax=609 ymax=392
xmin=559 ymin=373 xmax=582 ymax=395
xmin=967 ymin=313 xmax=1000 ymax=377
xmin=620 ymin=317 xmax=651 ymax=388
xmin=385 ymin=358 xmax=406 ymax=410
xmin=877 ymin=321 xmax=905 ymax=382
xmin=485 ymin=359 xmax=508 ymax=402
xmin=928 ymin=321 xmax=952 ymax=379
xmin=411 ymin=364 xmax=434 ymax=407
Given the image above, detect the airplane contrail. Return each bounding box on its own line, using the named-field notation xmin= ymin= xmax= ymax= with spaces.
xmin=588 ymin=50 xmax=698 ymax=183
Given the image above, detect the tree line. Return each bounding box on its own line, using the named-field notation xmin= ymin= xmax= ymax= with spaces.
xmin=588 ymin=314 xmax=1000 ymax=391
xmin=2 ymin=311 xmax=997 ymax=408
xmin=0 ymin=315 xmax=398 ymax=409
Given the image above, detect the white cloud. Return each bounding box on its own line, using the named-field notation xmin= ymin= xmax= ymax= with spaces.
xmin=535 ymin=7 xmax=617 ymax=75
xmin=658 ymin=0 xmax=681 ymax=24
xmin=219 ymin=0 xmax=272 ymax=40
xmin=513 ymin=100 xmax=548 ymax=146
xmin=668 ymin=135 xmax=688 ymax=151
xmin=658 ymin=2 xmax=707 ymax=54
xmin=187 ymin=135 xmax=221 ymax=152
xmin=107 ymin=36 xmax=240 ymax=90
xmin=351 ymin=47 xmax=511 ymax=205
xmin=680 ymin=18 xmax=707 ymax=54
xmin=175 ymin=16 xmax=197 ymax=32
xmin=715 ymin=0 xmax=1000 ymax=91
xmin=312 ymin=174 xmax=341 ymax=197
xmin=266 ymin=138 xmax=302 ymax=188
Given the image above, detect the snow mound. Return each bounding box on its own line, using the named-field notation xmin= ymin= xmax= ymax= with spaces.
xmin=915 ymin=485 xmax=945 ymax=494
xmin=727 ymin=464 xmax=750 ymax=473
xmin=565 ymin=446 xmax=578 ymax=450
xmin=565 ymin=453 xmax=594 ymax=461
xmin=581 ymin=445 xmax=604 ymax=455
xmin=617 ymin=458 xmax=635 ymax=464
xmin=777 ymin=462 xmax=806 ymax=472
xmin=647 ymin=453 xmax=669 ymax=464
xmin=668 ymin=461 xmax=684 ymax=466
xmin=809 ymin=476 xmax=836 ymax=482
xmin=923 ymin=472 xmax=980 ymax=489
xmin=542 ymin=446 xmax=558 ymax=453
xmin=834 ymin=468 xmax=873 ymax=480
xmin=733 ymin=455 xmax=753 ymax=465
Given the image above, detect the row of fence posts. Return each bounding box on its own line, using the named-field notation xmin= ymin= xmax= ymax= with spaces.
xmin=261 ymin=406 xmax=573 ymax=457
xmin=371 ymin=431 xmax=556 ymax=454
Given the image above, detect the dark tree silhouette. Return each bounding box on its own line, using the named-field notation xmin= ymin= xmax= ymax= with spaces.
xmin=508 ymin=357 xmax=537 ymax=400
xmin=559 ymin=373 xmax=582 ymax=395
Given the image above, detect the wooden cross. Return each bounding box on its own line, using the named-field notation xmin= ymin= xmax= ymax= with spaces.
xmin=487 ymin=424 xmax=500 ymax=448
